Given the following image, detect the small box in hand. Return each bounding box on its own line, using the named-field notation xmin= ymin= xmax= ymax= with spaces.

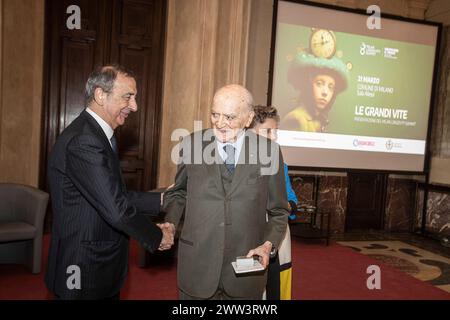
xmin=236 ymin=256 xmax=255 ymax=267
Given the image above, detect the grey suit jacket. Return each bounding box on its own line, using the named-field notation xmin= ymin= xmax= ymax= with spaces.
xmin=163 ymin=129 xmax=289 ymax=299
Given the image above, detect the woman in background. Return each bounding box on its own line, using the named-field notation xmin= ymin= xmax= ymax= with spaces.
xmin=250 ymin=105 xmax=298 ymax=300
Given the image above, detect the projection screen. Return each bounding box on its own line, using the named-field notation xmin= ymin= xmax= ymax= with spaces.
xmin=270 ymin=0 xmax=440 ymax=172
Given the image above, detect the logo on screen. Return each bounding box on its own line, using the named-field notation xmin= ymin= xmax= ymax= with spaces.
xmin=360 ymin=43 xmax=366 ymax=55
xmin=384 ymin=47 xmax=399 ymax=59
xmin=353 ymin=139 xmax=375 ymax=147
xmin=386 ymin=140 xmax=394 ymax=150
xmin=360 ymin=43 xmax=381 ymax=56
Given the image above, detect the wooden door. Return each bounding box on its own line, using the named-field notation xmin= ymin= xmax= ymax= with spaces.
xmin=44 ymin=0 xmax=110 ymax=162
xmin=109 ymin=0 xmax=165 ymax=191
xmin=42 ymin=0 xmax=166 ymax=230
xmin=345 ymin=173 xmax=387 ymax=231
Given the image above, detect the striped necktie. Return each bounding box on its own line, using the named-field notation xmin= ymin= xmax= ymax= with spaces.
xmin=223 ymin=144 xmax=235 ymax=174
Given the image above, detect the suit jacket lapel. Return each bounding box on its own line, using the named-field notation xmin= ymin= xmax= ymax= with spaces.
xmin=82 ymin=110 xmax=124 ymax=185
xmin=82 ymin=110 xmax=115 ymax=156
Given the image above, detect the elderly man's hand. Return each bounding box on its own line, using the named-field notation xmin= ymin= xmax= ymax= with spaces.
xmin=245 ymin=241 xmax=273 ymax=269
xmin=156 ymin=222 xmax=175 ymax=251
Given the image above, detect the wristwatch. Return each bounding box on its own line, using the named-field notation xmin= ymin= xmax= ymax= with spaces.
xmin=268 ymin=242 xmax=277 ymax=259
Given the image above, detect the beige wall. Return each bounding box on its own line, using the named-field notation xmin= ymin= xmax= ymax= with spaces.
xmin=158 ymin=0 xmax=251 ymax=186
xmin=426 ymin=0 xmax=450 ymax=25
xmin=245 ymin=0 xmax=274 ymax=105
xmin=0 ymin=0 xmax=45 ymax=187
xmin=308 ymin=0 xmax=431 ymax=19
xmin=158 ymin=0 xmax=217 ymax=187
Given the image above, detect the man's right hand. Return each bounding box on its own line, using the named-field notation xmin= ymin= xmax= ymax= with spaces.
xmin=156 ymin=222 xmax=175 ymax=251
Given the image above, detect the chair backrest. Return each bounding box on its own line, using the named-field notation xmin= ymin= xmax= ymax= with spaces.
xmin=0 ymin=183 xmax=49 ymax=227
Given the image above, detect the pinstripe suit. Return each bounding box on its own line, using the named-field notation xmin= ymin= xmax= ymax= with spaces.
xmin=45 ymin=110 xmax=162 ymax=299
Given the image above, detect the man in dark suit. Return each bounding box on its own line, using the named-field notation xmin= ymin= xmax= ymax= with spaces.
xmin=163 ymin=84 xmax=289 ymax=299
xmin=45 ymin=65 xmax=174 ymax=300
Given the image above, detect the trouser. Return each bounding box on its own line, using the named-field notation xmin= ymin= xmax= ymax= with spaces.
xmin=179 ymin=279 xmax=261 ymax=300
xmin=266 ymin=254 xmax=281 ymax=300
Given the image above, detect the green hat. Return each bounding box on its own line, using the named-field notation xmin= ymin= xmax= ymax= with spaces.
xmin=288 ymin=52 xmax=350 ymax=93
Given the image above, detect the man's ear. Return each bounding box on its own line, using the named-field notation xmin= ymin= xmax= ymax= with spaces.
xmin=245 ymin=111 xmax=255 ymax=128
xmin=94 ymin=88 xmax=105 ymax=105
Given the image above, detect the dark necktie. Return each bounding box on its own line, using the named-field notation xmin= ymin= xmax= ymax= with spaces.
xmin=223 ymin=145 xmax=235 ymax=174
xmin=110 ymin=135 xmax=119 ymax=155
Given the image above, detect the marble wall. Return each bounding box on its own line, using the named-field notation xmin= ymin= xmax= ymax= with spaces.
xmin=291 ymin=174 xmax=348 ymax=234
xmin=412 ymin=188 xmax=450 ymax=238
xmin=384 ymin=178 xmax=418 ymax=232
xmin=289 ymin=173 xmax=450 ymax=236
xmin=289 ymin=174 xmax=444 ymax=235
xmin=415 ymin=189 xmax=425 ymax=231
xmin=318 ymin=176 xmax=348 ymax=234
xmin=429 ymin=26 xmax=450 ymax=185
xmin=427 ymin=191 xmax=450 ymax=236
xmin=290 ymin=175 xmax=437 ymax=235
xmin=427 ymin=3 xmax=450 ymax=238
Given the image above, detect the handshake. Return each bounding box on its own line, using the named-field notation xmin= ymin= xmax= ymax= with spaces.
xmin=156 ymin=222 xmax=175 ymax=251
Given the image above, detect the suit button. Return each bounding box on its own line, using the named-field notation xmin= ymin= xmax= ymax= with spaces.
xmin=219 ymin=222 xmax=224 ymax=227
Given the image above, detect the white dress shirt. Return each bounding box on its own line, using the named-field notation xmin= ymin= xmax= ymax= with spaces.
xmin=216 ymin=129 xmax=246 ymax=167
xmin=86 ymin=107 xmax=114 ymax=147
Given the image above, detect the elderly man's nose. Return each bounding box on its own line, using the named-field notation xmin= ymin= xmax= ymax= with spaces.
xmin=217 ymin=115 xmax=226 ymax=127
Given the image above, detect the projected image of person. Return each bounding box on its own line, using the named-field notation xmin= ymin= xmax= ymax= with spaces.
xmin=281 ymin=29 xmax=350 ymax=133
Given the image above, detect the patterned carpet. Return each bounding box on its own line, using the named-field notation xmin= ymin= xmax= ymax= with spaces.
xmin=338 ymin=241 xmax=450 ymax=294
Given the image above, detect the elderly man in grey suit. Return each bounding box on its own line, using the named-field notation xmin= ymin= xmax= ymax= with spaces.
xmin=163 ymin=84 xmax=289 ymax=300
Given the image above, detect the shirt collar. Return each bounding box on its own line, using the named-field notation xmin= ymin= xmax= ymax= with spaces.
xmin=216 ymin=129 xmax=246 ymax=163
xmin=86 ymin=107 xmax=114 ymax=141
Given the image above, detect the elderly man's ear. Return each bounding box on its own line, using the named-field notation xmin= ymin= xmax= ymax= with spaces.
xmin=245 ymin=111 xmax=255 ymax=127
